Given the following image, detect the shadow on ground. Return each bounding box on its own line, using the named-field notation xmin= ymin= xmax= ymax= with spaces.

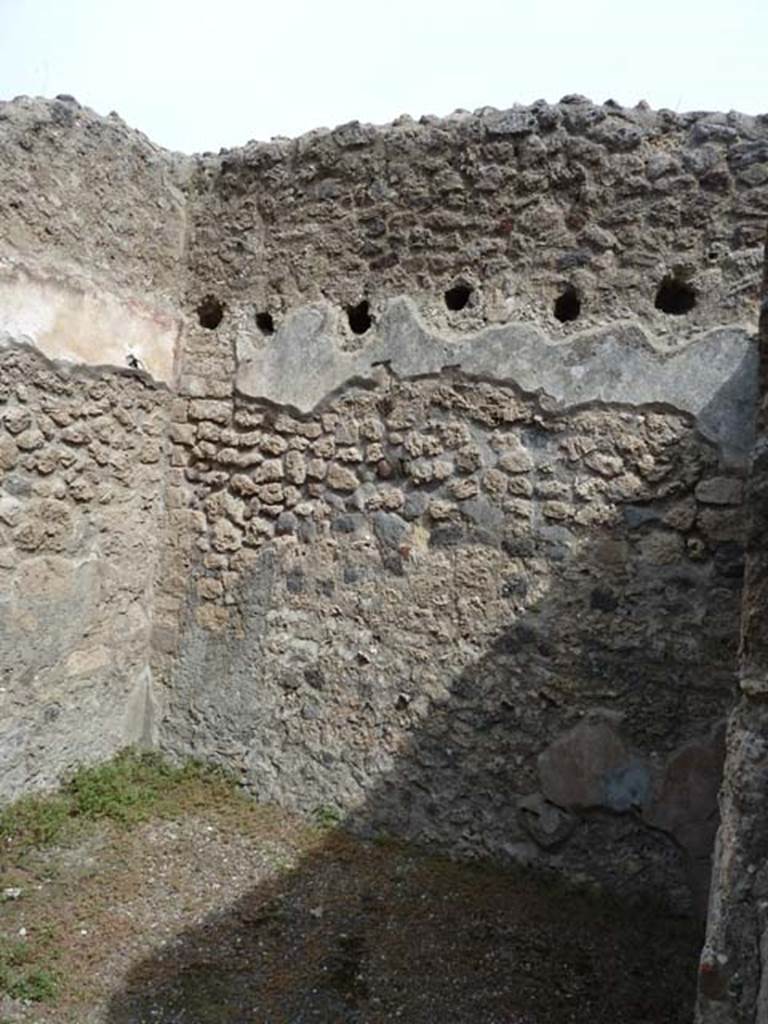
xmin=106 ymin=829 xmax=701 ymax=1024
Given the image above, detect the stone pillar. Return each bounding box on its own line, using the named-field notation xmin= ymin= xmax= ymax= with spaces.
xmin=697 ymin=232 xmax=768 ymax=1023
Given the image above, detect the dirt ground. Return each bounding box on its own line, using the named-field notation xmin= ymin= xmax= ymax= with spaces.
xmin=0 ymin=781 xmax=702 ymax=1024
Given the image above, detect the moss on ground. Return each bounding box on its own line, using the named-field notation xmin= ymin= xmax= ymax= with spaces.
xmin=0 ymin=750 xmax=235 ymax=858
xmin=0 ymin=749 xmax=239 ymax=1009
xmin=0 ymin=935 xmax=58 ymax=1004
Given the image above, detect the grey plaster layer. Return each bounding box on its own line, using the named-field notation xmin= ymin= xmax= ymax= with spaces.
xmin=236 ymin=298 xmax=758 ymax=455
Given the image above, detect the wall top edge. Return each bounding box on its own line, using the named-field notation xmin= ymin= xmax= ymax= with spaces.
xmin=1 ymin=92 xmax=766 ymax=160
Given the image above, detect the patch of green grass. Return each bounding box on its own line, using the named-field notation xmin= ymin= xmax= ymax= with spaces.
xmin=0 ymin=749 xmax=235 ymax=855
xmin=0 ymin=791 xmax=71 ymax=849
xmin=312 ymin=804 xmax=343 ymax=829
xmin=67 ymin=750 xmax=193 ymax=822
xmin=0 ymin=937 xmax=58 ymax=1003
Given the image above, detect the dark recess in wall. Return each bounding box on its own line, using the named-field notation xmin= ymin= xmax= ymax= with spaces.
xmin=445 ymin=283 xmax=473 ymax=311
xmin=197 ymin=296 xmax=225 ymax=329
xmin=554 ymin=286 xmax=581 ymax=323
xmin=655 ymin=277 xmax=697 ymax=316
xmin=256 ymin=311 xmax=275 ymax=335
xmin=347 ymin=300 xmax=372 ymax=334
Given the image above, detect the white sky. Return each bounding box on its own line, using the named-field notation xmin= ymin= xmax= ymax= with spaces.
xmin=0 ymin=0 xmax=766 ymax=153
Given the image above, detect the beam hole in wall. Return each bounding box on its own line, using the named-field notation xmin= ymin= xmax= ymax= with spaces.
xmin=197 ymin=295 xmax=224 ymax=330
xmin=256 ymin=311 xmax=275 ymax=336
xmin=654 ymin=276 xmax=697 ymax=315
xmin=445 ymin=283 xmax=473 ymax=311
xmin=554 ymin=285 xmax=581 ymax=323
xmin=347 ymin=300 xmax=372 ymax=335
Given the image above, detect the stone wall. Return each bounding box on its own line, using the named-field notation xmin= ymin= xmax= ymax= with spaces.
xmin=160 ymin=371 xmax=745 ymax=910
xmin=696 ymin=235 xmax=768 ymax=1023
xmin=0 ymin=96 xmax=185 ymax=797
xmin=1 ymin=95 xmax=767 ymax=924
xmin=189 ymin=97 xmax=767 ymax=341
xmin=0 ymin=344 xmax=169 ymax=797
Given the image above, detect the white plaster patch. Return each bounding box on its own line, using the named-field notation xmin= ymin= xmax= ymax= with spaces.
xmin=0 ymin=270 xmax=179 ymax=383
